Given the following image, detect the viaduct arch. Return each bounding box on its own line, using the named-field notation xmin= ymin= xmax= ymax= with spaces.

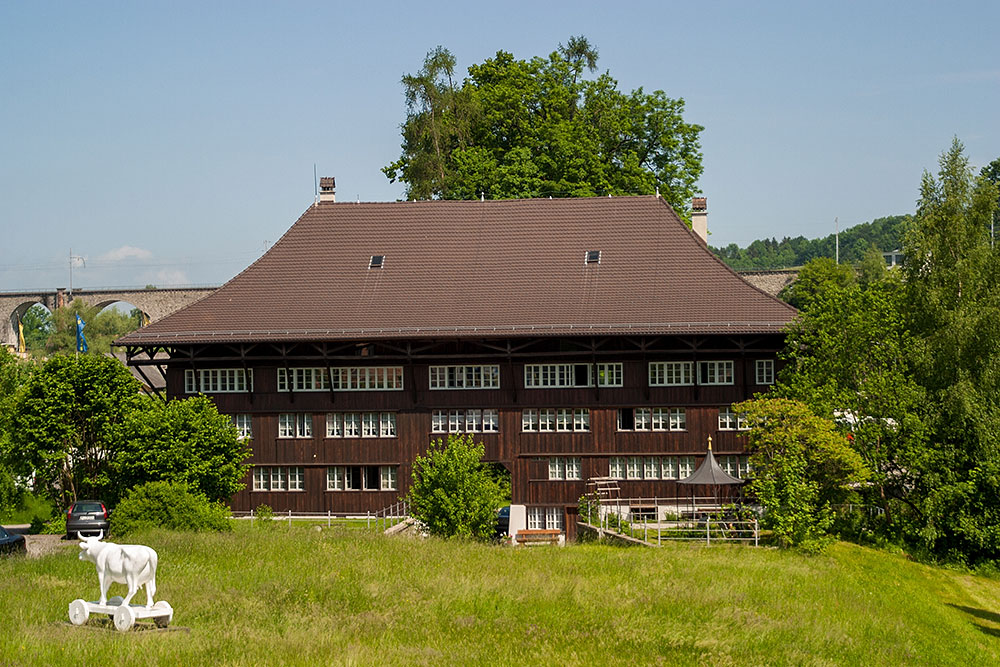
xmin=1 ymin=287 xmax=218 ymax=350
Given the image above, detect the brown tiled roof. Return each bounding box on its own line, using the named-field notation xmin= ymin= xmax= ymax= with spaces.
xmin=117 ymin=196 xmax=796 ymax=345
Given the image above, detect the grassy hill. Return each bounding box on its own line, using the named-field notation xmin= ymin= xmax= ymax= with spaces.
xmin=3 ymin=524 xmax=999 ymax=665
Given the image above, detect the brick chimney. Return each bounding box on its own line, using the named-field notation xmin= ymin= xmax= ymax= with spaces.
xmin=319 ymin=177 xmax=336 ymax=203
xmin=691 ymin=197 xmax=707 ymax=242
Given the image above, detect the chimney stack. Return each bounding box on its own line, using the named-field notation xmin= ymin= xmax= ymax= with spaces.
xmin=319 ymin=177 xmax=336 ymax=203
xmin=691 ymin=197 xmax=707 ymax=242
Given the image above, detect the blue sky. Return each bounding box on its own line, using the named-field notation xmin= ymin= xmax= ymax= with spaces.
xmin=1 ymin=1 xmax=997 ymax=290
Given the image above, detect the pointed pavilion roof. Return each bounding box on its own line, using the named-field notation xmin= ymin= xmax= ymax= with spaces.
xmin=677 ymin=438 xmax=744 ymax=486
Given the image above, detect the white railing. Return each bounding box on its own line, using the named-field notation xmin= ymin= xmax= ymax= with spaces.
xmin=232 ymin=503 xmax=411 ymax=532
xmin=579 ymin=496 xmax=760 ymax=546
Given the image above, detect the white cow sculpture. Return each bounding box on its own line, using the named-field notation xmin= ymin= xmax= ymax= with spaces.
xmin=78 ymin=532 xmax=158 ymax=608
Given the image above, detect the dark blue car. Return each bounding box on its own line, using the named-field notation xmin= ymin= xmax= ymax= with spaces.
xmin=0 ymin=525 xmax=26 ymax=555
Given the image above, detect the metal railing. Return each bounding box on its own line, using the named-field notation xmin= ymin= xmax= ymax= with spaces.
xmin=579 ymin=495 xmax=760 ymax=546
xmin=232 ymin=502 xmax=411 ymax=532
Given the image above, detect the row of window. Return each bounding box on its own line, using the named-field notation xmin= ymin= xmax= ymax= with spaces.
xmin=251 ymin=466 xmax=398 ymax=491
xmin=253 ymin=456 xmax=750 ymax=492
xmin=235 ymin=406 xmax=748 ymax=440
xmin=526 ymin=507 xmax=565 ymax=531
xmin=187 ymin=360 xmax=775 ymax=394
xmin=431 ymin=409 xmax=500 ymax=433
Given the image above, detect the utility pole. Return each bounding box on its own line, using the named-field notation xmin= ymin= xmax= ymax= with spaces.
xmin=68 ymin=249 xmax=85 ymax=299
xmin=835 ymin=217 xmax=839 ymax=264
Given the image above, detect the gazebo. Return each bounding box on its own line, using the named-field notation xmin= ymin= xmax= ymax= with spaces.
xmin=677 ymin=436 xmax=745 ymax=514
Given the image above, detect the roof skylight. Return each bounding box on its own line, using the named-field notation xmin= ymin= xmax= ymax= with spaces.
xmin=585 ymin=250 xmax=601 ymax=264
xmin=369 ymin=255 xmax=384 ymax=269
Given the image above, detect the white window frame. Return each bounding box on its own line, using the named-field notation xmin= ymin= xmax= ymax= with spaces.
xmin=428 ymin=365 xmax=500 ymax=390
xmin=644 ymin=457 xmax=660 ymax=480
xmin=277 ymin=367 xmax=329 ymax=392
xmin=678 ymin=456 xmax=695 ymax=478
xmin=431 ymin=410 xmax=448 ymax=433
xmin=626 ymin=456 xmax=642 ymax=480
xmin=545 ymin=507 xmax=564 ymax=531
xmin=526 ymin=363 xmax=618 ymax=388
xmin=718 ymin=407 xmax=748 ymax=431
xmin=720 ymin=455 xmax=751 ymax=479
xmin=609 ymin=456 xmax=625 ymax=479
xmin=648 ymin=361 xmax=693 ymax=387
xmin=329 ymin=366 xmax=404 ymax=391
xmin=184 ymin=368 xmax=253 ymax=394
xmin=326 ymin=413 xmax=343 ymax=438
xmin=755 ymin=359 xmax=775 ymax=385
xmin=232 ymin=414 xmax=253 ymax=440
xmin=380 ymin=466 xmax=397 ymax=491
xmin=547 ymin=457 xmax=581 ymax=480
xmin=699 ymin=360 xmax=734 ymax=386
xmin=539 ymin=409 xmax=556 ymax=432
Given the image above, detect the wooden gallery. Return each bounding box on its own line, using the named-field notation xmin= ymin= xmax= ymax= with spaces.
xmin=118 ymin=188 xmax=797 ymax=540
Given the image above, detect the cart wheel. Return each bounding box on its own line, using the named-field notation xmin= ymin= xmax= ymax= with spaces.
xmin=68 ymin=599 xmax=90 ymax=626
xmin=113 ymin=604 xmax=136 ymax=632
xmin=152 ymin=601 xmax=173 ymax=628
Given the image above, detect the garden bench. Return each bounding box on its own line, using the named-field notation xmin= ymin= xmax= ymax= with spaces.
xmin=515 ymin=529 xmax=562 ymax=546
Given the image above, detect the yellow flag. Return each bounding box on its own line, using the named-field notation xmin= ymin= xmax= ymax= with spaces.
xmin=17 ymin=317 xmax=25 ymax=354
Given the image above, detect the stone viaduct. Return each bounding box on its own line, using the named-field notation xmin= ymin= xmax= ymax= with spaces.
xmin=1 ymin=287 xmax=218 ymax=350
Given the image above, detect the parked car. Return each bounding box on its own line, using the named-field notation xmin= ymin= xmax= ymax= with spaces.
xmin=0 ymin=526 xmax=27 ymax=555
xmin=66 ymin=500 xmax=109 ymax=539
xmin=495 ymin=505 xmax=510 ymax=540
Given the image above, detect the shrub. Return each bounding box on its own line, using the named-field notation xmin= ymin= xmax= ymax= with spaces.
xmin=110 ymin=481 xmax=232 ymax=536
xmin=406 ymin=434 xmax=509 ymax=540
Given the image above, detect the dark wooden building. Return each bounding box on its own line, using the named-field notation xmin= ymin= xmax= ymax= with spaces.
xmin=118 ymin=194 xmax=796 ymax=538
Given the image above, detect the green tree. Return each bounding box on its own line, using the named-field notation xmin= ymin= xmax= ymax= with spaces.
xmin=406 ymin=434 xmax=509 ymax=540
xmin=900 ymin=138 xmax=1000 ymax=563
xmin=113 ymin=395 xmax=252 ymax=505
xmin=735 ymin=398 xmax=869 ymax=550
xmin=778 ymin=256 xmax=855 ymax=309
xmin=0 ymin=349 xmax=32 ymax=517
xmin=19 ymin=304 xmax=53 ymax=354
xmin=981 ymin=156 xmax=1000 ymax=248
xmin=6 ymin=354 xmax=141 ymax=508
xmin=44 ymin=301 xmax=143 ymax=355
xmin=384 ymin=39 xmax=704 ymax=218
xmin=776 ymin=279 xmax=926 ymax=525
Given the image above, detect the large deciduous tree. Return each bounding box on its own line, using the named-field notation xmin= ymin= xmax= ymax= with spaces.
xmin=383 ymin=37 xmax=704 ymax=218
xmin=113 ymin=395 xmax=252 ymax=506
xmin=7 ymin=354 xmax=141 ymax=507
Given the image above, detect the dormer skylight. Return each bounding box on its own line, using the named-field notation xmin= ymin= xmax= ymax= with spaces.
xmin=369 ymin=255 xmax=384 ymax=269
xmin=585 ymin=250 xmax=601 ymax=264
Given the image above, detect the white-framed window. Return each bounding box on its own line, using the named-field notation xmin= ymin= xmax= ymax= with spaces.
xmin=344 ymin=413 xmax=360 ymax=437
xmin=431 ymin=409 xmax=499 ymax=433
xmin=277 ymin=367 xmax=329 ymax=392
xmin=278 ymin=413 xmax=312 ymax=438
xmin=626 ymin=456 xmax=642 ymax=480
xmin=362 ymin=413 xmax=378 ymax=438
xmin=668 ymin=408 xmax=686 ymax=431
xmin=634 ymin=408 xmax=651 ymax=430
xmin=720 ymin=455 xmax=751 ymax=479
xmin=718 ymin=407 xmax=748 ymax=431
xmin=326 ymin=465 xmax=398 ymax=491
xmin=428 ymin=365 xmax=500 ymax=389
xmin=380 ymin=466 xmax=398 ymax=491
xmin=252 ymin=466 xmax=304 ymax=491
xmin=522 ymin=408 xmax=589 ymax=432
xmin=609 ymin=456 xmax=625 ymax=479
xmin=596 ymin=363 xmax=623 ymax=387
xmin=548 ymin=457 xmax=581 ymax=480
xmin=648 ymin=361 xmax=693 ymax=387
xmin=326 ymin=413 xmax=396 ymax=438
xmin=380 ymin=413 xmax=396 ymax=437
xmin=755 ymin=359 xmax=775 ymax=385
xmin=524 ymin=363 xmax=622 ymax=389
xmin=329 ymin=366 xmax=404 ymax=391
xmin=184 ymin=368 xmax=252 ymax=393
xmin=644 ymin=457 xmax=660 ymax=479
xmin=232 ymin=414 xmax=253 ymax=440
xmin=699 ymin=360 xmax=734 ymax=385
xmin=610 ymin=456 xmax=697 ymax=480
xmin=527 ymin=507 xmax=565 ymax=531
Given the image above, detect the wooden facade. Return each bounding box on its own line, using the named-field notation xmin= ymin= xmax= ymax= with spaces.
xmin=156 ymin=333 xmax=783 ymax=539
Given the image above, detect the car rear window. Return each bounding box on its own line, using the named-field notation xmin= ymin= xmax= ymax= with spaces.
xmin=74 ymin=502 xmax=104 ymax=513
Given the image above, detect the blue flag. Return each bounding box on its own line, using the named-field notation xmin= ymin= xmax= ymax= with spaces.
xmin=76 ymin=314 xmax=88 ymax=353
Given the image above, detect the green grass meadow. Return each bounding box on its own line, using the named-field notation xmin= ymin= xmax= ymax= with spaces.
xmin=3 ymin=524 xmax=1000 ymax=665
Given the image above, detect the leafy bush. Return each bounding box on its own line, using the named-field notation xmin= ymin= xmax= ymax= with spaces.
xmin=39 ymin=513 xmax=66 ymax=535
xmin=254 ymin=504 xmax=275 ymax=528
xmin=406 ymin=434 xmax=509 ymax=540
xmin=110 ymin=481 xmax=232 ymax=536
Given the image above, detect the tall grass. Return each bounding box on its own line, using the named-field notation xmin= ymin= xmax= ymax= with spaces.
xmin=2 ymin=524 xmax=1000 ymax=665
